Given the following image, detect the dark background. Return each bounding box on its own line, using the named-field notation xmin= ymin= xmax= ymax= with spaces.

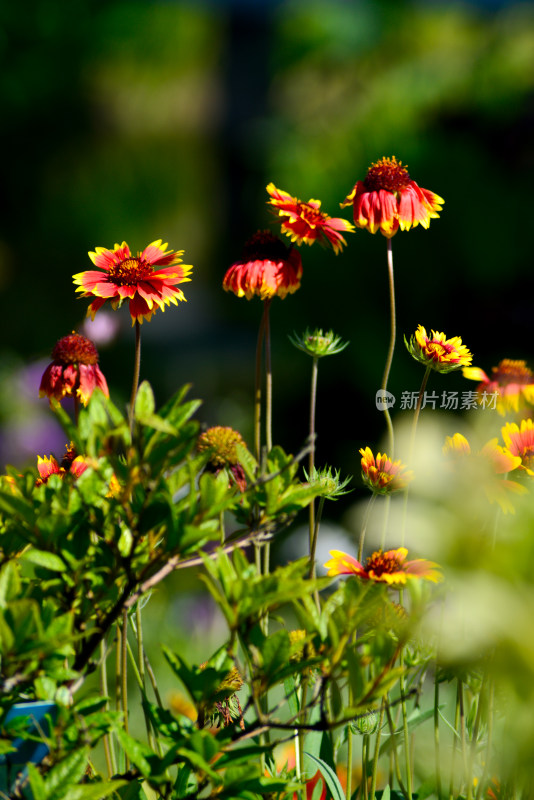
xmin=2 ymin=0 xmax=534 ymax=519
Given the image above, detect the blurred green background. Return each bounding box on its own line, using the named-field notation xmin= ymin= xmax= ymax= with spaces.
xmin=2 ymin=0 xmax=534 ymax=501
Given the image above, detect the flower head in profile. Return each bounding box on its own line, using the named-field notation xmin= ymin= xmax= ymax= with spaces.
xmin=197 ymin=426 xmax=248 ymax=491
xmin=35 ymin=443 xmax=88 ymax=486
xmin=406 ymin=325 xmax=472 ymax=373
xmin=501 ymin=418 xmax=534 ymax=476
xmin=304 ymin=465 xmax=353 ymax=501
xmin=463 ymin=359 xmax=534 ymax=415
xmin=360 ymin=447 xmax=413 ymax=494
xmin=73 ymin=240 xmax=192 ymax=325
xmin=443 ymin=432 xmax=526 ymax=513
xmin=341 ymin=156 xmax=444 ymax=238
xmin=289 ymin=328 xmax=349 ymax=359
xmin=39 ymin=332 xmax=109 ymax=406
xmin=223 ymin=230 xmax=302 ymax=300
xmin=324 ymin=548 xmax=441 ymax=585
xmin=266 ymin=183 xmax=354 ymax=254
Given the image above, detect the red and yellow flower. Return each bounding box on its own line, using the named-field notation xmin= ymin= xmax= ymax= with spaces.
xmin=360 ymin=447 xmax=413 ymax=494
xmin=266 ymin=183 xmax=354 ymax=254
xmin=340 ymin=156 xmax=444 ymax=238
xmin=39 ymin=332 xmax=108 ymax=406
xmin=324 ymin=548 xmax=441 ymax=585
xmin=35 ymin=443 xmax=88 ymax=486
xmin=501 ymin=418 xmax=534 ymax=475
xmin=223 ymin=230 xmax=302 ymax=300
xmin=443 ymin=432 xmax=526 ymax=513
xmin=463 ymin=359 xmax=534 ymax=415
xmin=406 ymin=325 xmax=472 ymax=373
xmin=73 ymin=240 xmax=192 ymax=325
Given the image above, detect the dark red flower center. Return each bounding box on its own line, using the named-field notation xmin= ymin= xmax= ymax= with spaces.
xmin=365 ymin=550 xmax=403 ymax=576
xmin=52 ymin=333 xmax=99 ymax=365
xmin=364 ymin=156 xmax=411 ymax=193
xmin=108 ymin=257 xmax=153 ymax=286
xmin=493 ymin=359 xmax=534 ymax=387
xmin=60 ymin=442 xmax=78 ymax=469
xmin=241 ymin=230 xmax=291 ymax=262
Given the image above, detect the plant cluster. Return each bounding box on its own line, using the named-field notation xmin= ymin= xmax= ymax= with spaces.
xmin=1 ymin=159 xmax=534 ymax=800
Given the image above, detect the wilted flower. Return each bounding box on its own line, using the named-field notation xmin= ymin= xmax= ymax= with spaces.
xmin=360 ymin=447 xmax=413 ymax=494
xmin=405 ymin=325 xmax=472 ymax=373
xmin=198 ymin=663 xmax=245 ymax=731
xmin=289 ymin=328 xmax=349 ymax=359
xmin=324 ymin=547 xmax=442 ymax=585
xmin=223 ymin=230 xmax=302 ymax=300
xmin=35 ymin=443 xmax=88 ymax=486
xmin=341 ymin=156 xmax=444 ymax=238
xmin=463 ymin=359 xmax=534 ymax=415
xmin=501 ymin=418 xmax=534 ymax=476
xmin=197 ymin=426 xmax=248 ymax=491
xmin=73 ymin=240 xmax=192 ymax=325
xmin=39 ymin=332 xmax=109 ymax=406
xmin=266 ymin=183 xmax=354 ymax=254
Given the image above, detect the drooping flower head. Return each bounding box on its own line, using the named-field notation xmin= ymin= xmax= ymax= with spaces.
xmin=501 ymin=418 xmax=534 ymax=475
xmin=360 ymin=447 xmax=413 ymax=494
xmin=223 ymin=230 xmax=302 ymax=300
xmin=340 ymin=156 xmax=444 ymax=238
xmin=463 ymin=359 xmax=534 ymax=415
xmin=39 ymin=332 xmax=109 ymax=406
xmin=406 ymin=325 xmax=473 ymax=373
xmin=73 ymin=240 xmax=192 ymax=325
xmin=197 ymin=426 xmax=248 ymax=491
xmin=324 ymin=548 xmax=441 ymax=585
xmin=266 ymin=183 xmax=354 ymax=254
xmin=35 ymin=443 xmax=88 ymax=486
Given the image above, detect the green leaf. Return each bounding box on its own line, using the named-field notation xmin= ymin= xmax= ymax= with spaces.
xmin=46 ymin=748 xmax=90 ymax=800
xmin=0 ymin=491 xmax=36 ymax=526
xmin=304 ymin=752 xmax=346 ymax=800
xmin=0 ymin=561 xmax=21 ymax=608
xmin=115 ymin=728 xmax=153 ymax=777
xmin=64 ymin=782 xmax=128 ymax=800
xmin=21 ymin=549 xmax=66 ymax=572
xmin=134 ymin=380 xmax=156 ymax=418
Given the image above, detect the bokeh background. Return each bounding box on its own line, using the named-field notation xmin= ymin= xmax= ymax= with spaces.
xmin=2 ymin=0 xmax=534 ymax=483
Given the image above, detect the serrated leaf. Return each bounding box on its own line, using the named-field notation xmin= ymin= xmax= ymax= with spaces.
xmin=115 ymin=728 xmax=153 ymax=777
xmin=46 ymin=748 xmax=89 ymax=800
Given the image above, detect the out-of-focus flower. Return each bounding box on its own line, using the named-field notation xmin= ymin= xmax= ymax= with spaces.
xmin=266 ymin=183 xmax=354 ymax=254
xmin=405 ymin=325 xmax=472 ymax=373
xmin=197 ymin=426 xmax=248 ymax=491
xmin=340 ymin=156 xmax=444 ymax=238
xmin=289 ymin=328 xmax=349 ymax=359
xmin=324 ymin=547 xmax=442 ymax=585
xmin=463 ymin=359 xmax=534 ymax=415
xmin=223 ymin=230 xmax=302 ymax=300
xmin=39 ymin=333 xmax=108 ymax=406
xmin=73 ymin=240 xmax=192 ymax=325
xmin=501 ymin=418 xmax=534 ymax=476
xmin=35 ymin=443 xmax=88 ymax=486
xmin=360 ymin=447 xmax=413 ymax=494
xmin=443 ymin=432 xmax=526 ymax=513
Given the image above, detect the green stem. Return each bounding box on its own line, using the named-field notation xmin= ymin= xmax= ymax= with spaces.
xmin=100 ymin=639 xmax=116 ymax=777
xmin=254 ymin=304 xmax=267 ymax=462
xmin=381 ymin=237 xmax=396 ymax=456
xmin=458 ymin=679 xmax=471 ymax=800
xmin=308 ymin=356 xmax=319 ymax=558
xmin=128 ymin=319 xmax=142 ymax=435
xmin=347 ymin=711 xmax=353 ymax=800
xmin=264 ymin=298 xmax=273 ymax=454
xmin=434 ymin=669 xmax=442 ymax=800
xmin=409 ymin=365 xmax=432 ymax=460
xmin=358 ymin=494 xmax=377 ymax=563
xmin=121 ymin=608 xmax=130 ymax=770
xmin=370 ymin=699 xmax=386 ymax=800
xmin=399 ymin=650 xmax=413 ymax=800
xmin=309 ymin=496 xmax=325 ymax=585
xmin=362 ymin=733 xmax=370 ymax=800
